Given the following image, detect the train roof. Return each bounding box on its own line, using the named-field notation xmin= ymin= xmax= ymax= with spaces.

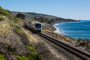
xmin=31 ymin=21 xmax=41 ymax=24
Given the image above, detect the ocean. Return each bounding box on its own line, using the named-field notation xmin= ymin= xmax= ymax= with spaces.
xmin=54 ymin=20 xmax=90 ymax=40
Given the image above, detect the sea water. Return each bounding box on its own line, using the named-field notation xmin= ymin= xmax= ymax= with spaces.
xmin=54 ymin=20 xmax=90 ymax=40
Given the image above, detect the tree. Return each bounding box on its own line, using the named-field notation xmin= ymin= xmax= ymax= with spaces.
xmin=0 ymin=6 xmax=10 ymax=15
xmin=16 ymin=13 xmax=25 ymax=19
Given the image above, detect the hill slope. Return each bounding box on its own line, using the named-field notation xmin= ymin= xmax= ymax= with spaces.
xmin=11 ymin=11 xmax=78 ymax=24
xmin=0 ymin=7 xmax=41 ymax=60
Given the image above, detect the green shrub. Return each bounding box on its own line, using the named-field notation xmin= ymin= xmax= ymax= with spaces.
xmin=0 ymin=17 xmax=4 ymax=21
xmin=0 ymin=6 xmax=10 ymax=16
xmin=13 ymin=25 xmax=22 ymax=35
xmin=15 ymin=26 xmax=21 ymax=32
xmin=27 ymin=46 xmax=37 ymax=54
xmin=28 ymin=55 xmax=38 ymax=60
xmin=0 ymin=54 xmax=5 ymax=60
xmin=16 ymin=13 xmax=25 ymax=19
xmin=26 ymin=46 xmax=42 ymax=60
xmin=16 ymin=55 xmax=41 ymax=60
xmin=17 ymin=56 xmax=28 ymax=60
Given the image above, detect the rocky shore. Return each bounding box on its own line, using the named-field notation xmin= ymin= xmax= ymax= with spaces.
xmin=42 ymin=21 xmax=90 ymax=53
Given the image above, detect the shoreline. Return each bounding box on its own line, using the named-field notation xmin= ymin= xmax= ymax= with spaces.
xmin=52 ymin=21 xmax=90 ymax=50
xmin=53 ymin=22 xmax=76 ymax=42
xmin=42 ymin=20 xmax=90 ymax=52
xmin=53 ymin=24 xmax=64 ymax=35
xmin=53 ymin=20 xmax=89 ymax=41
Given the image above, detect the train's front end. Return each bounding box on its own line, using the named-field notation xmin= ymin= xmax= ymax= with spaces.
xmin=34 ymin=23 xmax=42 ymax=33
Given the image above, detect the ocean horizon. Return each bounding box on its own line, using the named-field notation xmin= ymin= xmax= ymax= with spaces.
xmin=54 ymin=20 xmax=90 ymax=41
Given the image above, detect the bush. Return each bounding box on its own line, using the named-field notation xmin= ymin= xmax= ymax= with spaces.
xmin=27 ymin=46 xmax=37 ymax=54
xmin=16 ymin=56 xmax=28 ymax=60
xmin=0 ymin=6 xmax=10 ymax=16
xmin=15 ymin=26 xmax=21 ymax=33
xmin=26 ymin=46 xmax=42 ymax=60
xmin=16 ymin=55 xmax=41 ymax=60
xmin=0 ymin=17 xmax=4 ymax=21
xmin=0 ymin=54 xmax=5 ymax=60
xmin=16 ymin=13 xmax=25 ymax=19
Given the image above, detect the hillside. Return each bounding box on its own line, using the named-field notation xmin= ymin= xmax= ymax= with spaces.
xmin=0 ymin=7 xmax=42 ymax=60
xmin=11 ymin=11 xmax=78 ymax=24
xmin=0 ymin=7 xmax=79 ymax=60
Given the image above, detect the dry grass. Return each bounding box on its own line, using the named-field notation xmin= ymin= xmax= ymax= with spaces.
xmin=0 ymin=20 xmax=11 ymax=37
xmin=0 ymin=14 xmax=42 ymax=60
xmin=0 ymin=15 xmax=24 ymax=37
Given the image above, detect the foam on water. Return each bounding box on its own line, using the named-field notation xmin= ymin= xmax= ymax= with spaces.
xmin=53 ymin=24 xmax=64 ymax=35
xmin=54 ymin=20 xmax=90 ymax=40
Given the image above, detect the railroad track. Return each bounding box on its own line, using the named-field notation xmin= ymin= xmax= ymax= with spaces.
xmin=24 ymin=26 xmax=90 ymax=60
xmin=38 ymin=33 xmax=90 ymax=60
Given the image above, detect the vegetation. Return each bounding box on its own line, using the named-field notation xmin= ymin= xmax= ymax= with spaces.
xmin=0 ymin=17 xmax=4 ymax=21
xmin=0 ymin=20 xmax=11 ymax=37
xmin=0 ymin=14 xmax=5 ymax=21
xmin=0 ymin=6 xmax=10 ymax=16
xmin=14 ymin=44 xmax=42 ymax=60
xmin=17 ymin=56 xmax=28 ymax=60
xmin=0 ymin=7 xmax=43 ymax=60
xmin=16 ymin=54 xmax=41 ymax=60
xmin=16 ymin=13 xmax=25 ymax=19
xmin=27 ymin=46 xmax=37 ymax=54
xmin=14 ymin=25 xmax=22 ymax=34
xmin=0 ymin=54 xmax=5 ymax=60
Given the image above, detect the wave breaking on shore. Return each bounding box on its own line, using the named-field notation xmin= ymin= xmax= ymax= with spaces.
xmin=53 ymin=24 xmax=64 ymax=35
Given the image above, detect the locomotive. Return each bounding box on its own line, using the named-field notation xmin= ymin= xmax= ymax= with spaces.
xmin=24 ymin=21 xmax=42 ymax=33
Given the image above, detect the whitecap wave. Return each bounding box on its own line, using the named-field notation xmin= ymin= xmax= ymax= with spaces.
xmin=53 ymin=24 xmax=64 ymax=35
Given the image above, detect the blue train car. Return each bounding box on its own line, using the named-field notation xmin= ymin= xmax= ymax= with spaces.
xmin=34 ymin=23 xmax=42 ymax=33
xmin=23 ymin=21 xmax=42 ymax=33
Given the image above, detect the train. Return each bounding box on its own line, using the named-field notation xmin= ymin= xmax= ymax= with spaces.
xmin=24 ymin=21 xmax=42 ymax=33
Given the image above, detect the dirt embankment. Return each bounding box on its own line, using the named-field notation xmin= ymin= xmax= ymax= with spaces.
xmin=42 ymin=23 xmax=56 ymax=31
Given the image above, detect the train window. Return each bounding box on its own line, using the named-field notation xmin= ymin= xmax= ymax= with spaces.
xmin=35 ymin=24 xmax=41 ymax=28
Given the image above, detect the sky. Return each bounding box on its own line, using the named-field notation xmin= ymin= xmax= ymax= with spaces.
xmin=0 ymin=0 xmax=90 ymax=20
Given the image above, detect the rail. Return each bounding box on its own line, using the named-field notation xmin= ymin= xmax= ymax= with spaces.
xmin=38 ymin=33 xmax=90 ymax=60
xmin=24 ymin=25 xmax=90 ymax=60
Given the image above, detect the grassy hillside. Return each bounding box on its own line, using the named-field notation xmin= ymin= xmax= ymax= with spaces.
xmin=0 ymin=7 xmax=42 ymax=60
xmin=0 ymin=7 xmax=10 ymax=16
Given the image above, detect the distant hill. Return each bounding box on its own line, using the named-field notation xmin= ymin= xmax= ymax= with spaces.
xmin=11 ymin=11 xmax=59 ymax=19
xmin=11 ymin=11 xmax=78 ymax=24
